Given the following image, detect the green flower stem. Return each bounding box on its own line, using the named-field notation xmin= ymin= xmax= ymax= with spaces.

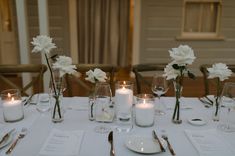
xmin=172 ymin=69 xmax=183 ymax=121
xmin=215 ymin=78 xmax=222 ymax=117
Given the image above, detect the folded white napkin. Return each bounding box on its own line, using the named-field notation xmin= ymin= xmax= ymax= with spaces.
xmin=163 ymin=97 xmax=193 ymax=110
xmin=185 ymin=129 xmax=234 ymax=156
xmin=39 ymin=129 xmax=84 ymax=156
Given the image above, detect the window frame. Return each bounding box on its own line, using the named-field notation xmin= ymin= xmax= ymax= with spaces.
xmin=177 ymin=0 xmax=224 ymax=40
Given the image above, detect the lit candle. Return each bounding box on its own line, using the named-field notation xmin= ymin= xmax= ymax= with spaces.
xmin=2 ymin=92 xmax=24 ymax=122
xmin=115 ymin=86 xmax=133 ymax=114
xmin=135 ymin=98 xmax=155 ymax=127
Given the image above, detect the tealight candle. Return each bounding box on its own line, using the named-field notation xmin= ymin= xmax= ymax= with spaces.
xmin=1 ymin=89 xmax=24 ymax=122
xmin=135 ymin=94 xmax=155 ymax=127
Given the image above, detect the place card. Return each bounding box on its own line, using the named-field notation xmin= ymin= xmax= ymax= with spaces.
xmin=185 ymin=129 xmax=235 ymax=156
xmin=39 ymin=129 xmax=84 ymax=156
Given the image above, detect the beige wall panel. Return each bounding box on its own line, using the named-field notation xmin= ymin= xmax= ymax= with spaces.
xmin=147 ymin=7 xmax=181 ymax=17
xmin=139 ymin=0 xmax=235 ymax=76
xmin=147 ymin=29 xmax=179 ymax=38
xmin=147 ymin=18 xmax=181 ymax=28
xmin=221 ymin=18 xmax=235 ymax=28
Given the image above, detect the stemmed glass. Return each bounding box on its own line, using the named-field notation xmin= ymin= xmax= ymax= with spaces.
xmin=94 ymin=82 xmax=113 ymax=133
xmin=151 ymin=72 xmax=169 ymax=115
xmin=218 ymin=82 xmax=235 ymax=132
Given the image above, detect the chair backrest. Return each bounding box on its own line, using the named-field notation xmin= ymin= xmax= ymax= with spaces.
xmin=132 ymin=63 xmax=167 ymax=94
xmin=65 ymin=64 xmax=118 ymax=96
xmin=200 ymin=64 xmax=235 ymax=96
xmin=0 ymin=64 xmax=47 ymax=96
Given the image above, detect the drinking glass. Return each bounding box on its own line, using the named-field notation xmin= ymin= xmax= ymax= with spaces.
xmin=218 ymin=82 xmax=235 ymax=132
xmin=36 ymin=93 xmax=50 ymax=113
xmin=151 ymin=73 xmax=169 ymax=115
xmin=94 ymin=82 xmax=113 ymax=133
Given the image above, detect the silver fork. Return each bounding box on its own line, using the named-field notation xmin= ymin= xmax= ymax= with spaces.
xmin=162 ymin=134 xmax=176 ymax=156
xmin=6 ymin=128 xmax=28 ymax=154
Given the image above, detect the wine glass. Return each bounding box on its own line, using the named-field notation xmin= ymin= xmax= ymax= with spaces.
xmin=151 ymin=72 xmax=169 ymax=115
xmin=94 ymin=82 xmax=113 ymax=133
xmin=218 ymin=82 xmax=235 ymax=132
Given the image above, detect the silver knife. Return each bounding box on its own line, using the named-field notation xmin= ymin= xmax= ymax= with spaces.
xmin=0 ymin=129 xmax=15 ymax=145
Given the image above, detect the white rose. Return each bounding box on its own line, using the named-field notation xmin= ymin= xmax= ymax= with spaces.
xmin=169 ymin=45 xmax=196 ymax=66
xmin=85 ymin=68 xmax=107 ymax=83
xmin=207 ymin=63 xmax=233 ymax=81
xmin=52 ymin=56 xmax=77 ymax=77
xmin=163 ymin=62 xmax=181 ymax=80
xmin=31 ymin=35 xmax=56 ymax=53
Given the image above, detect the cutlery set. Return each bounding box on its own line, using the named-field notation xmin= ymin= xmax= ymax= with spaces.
xmin=0 ymin=128 xmax=28 ymax=155
xmin=107 ymin=130 xmax=175 ymax=156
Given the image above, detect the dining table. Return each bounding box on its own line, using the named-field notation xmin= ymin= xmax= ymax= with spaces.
xmin=0 ymin=96 xmax=235 ymax=156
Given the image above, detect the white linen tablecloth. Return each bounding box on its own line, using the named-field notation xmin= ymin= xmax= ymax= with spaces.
xmin=0 ymin=97 xmax=235 ymax=156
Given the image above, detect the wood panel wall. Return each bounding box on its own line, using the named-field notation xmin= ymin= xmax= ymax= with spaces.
xmin=139 ymin=0 xmax=235 ymax=75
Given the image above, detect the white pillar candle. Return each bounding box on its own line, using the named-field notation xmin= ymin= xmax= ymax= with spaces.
xmin=115 ymin=87 xmax=133 ymax=114
xmin=3 ymin=98 xmax=24 ymax=122
xmin=135 ymin=100 xmax=155 ymax=127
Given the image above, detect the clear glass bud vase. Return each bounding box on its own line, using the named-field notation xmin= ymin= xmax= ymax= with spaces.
xmin=172 ymin=81 xmax=182 ymax=124
xmin=212 ymin=96 xmax=220 ymax=121
xmin=51 ymin=93 xmax=64 ymax=122
xmin=50 ymin=69 xmax=65 ymax=123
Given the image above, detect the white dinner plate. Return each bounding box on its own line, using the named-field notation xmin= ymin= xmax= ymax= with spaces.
xmin=0 ymin=133 xmax=13 ymax=149
xmin=125 ymin=135 xmax=167 ymax=154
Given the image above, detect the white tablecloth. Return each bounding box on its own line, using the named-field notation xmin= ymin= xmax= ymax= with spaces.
xmin=0 ymin=97 xmax=235 ymax=156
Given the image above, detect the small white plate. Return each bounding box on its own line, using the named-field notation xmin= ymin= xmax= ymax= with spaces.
xmin=0 ymin=133 xmax=13 ymax=149
xmin=188 ymin=118 xmax=207 ymax=126
xmin=125 ymin=136 xmax=167 ymax=154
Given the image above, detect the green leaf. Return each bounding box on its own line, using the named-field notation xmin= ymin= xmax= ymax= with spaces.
xmin=172 ymin=64 xmax=179 ymax=69
xmin=188 ymin=71 xmax=196 ymax=79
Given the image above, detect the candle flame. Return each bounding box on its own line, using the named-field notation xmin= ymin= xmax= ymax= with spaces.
xmin=7 ymin=93 xmax=11 ymax=97
xmin=143 ymin=99 xmax=146 ymax=104
xmin=123 ymin=81 xmax=126 ymax=85
xmin=11 ymin=97 xmax=14 ymax=101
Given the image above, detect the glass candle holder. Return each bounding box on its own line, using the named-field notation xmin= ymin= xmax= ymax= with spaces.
xmin=1 ymin=89 xmax=24 ymax=122
xmin=135 ymin=94 xmax=155 ymax=127
xmin=115 ymin=81 xmax=133 ymax=132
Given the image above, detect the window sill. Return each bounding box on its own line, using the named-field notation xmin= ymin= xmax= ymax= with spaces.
xmin=176 ymin=35 xmax=225 ymax=41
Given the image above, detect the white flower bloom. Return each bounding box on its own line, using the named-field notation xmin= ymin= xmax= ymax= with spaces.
xmin=207 ymin=63 xmax=232 ymax=81
xmin=163 ymin=62 xmax=181 ymax=80
xmin=31 ymin=35 xmax=56 ymax=53
xmin=52 ymin=56 xmax=77 ymax=77
xmin=85 ymin=68 xmax=107 ymax=83
xmin=169 ymin=45 xmax=196 ymax=66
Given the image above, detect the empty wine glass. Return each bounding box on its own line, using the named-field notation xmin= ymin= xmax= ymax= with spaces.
xmin=94 ymin=82 xmax=113 ymax=133
xmin=218 ymin=82 xmax=235 ymax=132
xmin=151 ymin=72 xmax=169 ymax=115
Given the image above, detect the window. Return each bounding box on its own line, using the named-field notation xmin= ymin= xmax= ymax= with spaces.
xmin=179 ymin=0 xmax=223 ymax=40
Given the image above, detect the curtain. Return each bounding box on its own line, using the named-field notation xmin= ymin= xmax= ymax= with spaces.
xmin=77 ymin=0 xmax=130 ymax=66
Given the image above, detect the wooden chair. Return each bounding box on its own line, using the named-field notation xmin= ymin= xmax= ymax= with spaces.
xmin=65 ymin=64 xmax=118 ymax=96
xmin=200 ymin=64 xmax=235 ymax=96
xmin=132 ymin=63 xmax=167 ymax=94
xmin=0 ymin=64 xmax=47 ymax=96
